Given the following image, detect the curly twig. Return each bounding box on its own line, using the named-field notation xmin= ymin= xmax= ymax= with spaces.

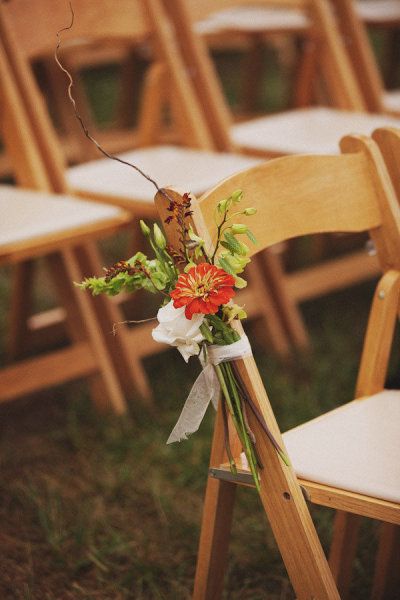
xmin=54 ymin=2 xmax=173 ymax=203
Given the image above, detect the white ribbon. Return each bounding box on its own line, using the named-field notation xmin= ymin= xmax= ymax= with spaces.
xmin=167 ymin=334 xmax=252 ymax=444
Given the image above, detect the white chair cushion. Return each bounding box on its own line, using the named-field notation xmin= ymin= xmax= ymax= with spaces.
xmin=283 ymin=389 xmax=400 ymax=503
xmin=384 ymin=89 xmax=400 ymax=113
xmin=196 ymin=6 xmax=309 ymax=35
xmin=356 ymin=0 xmax=400 ymax=24
xmin=232 ymin=107 xmax=400 ymax=155
xmin=67 ymin=145 xmax=262 ymax=203
xmin=0 ymin=185 xmax=123 ymax=247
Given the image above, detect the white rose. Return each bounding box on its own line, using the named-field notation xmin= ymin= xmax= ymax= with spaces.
xmin=152 ymin=300 xmax=205 ymax=362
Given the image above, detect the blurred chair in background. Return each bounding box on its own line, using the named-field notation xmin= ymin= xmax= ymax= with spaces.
xmin=0 ymin=41 xmax=131 ymax=413
xmin=0 ymin=0 xmax=299 ymax=358
xmin=332 ymin=0 xmax=400 ymax=116
xmin=193 ymin=0 xmax=314 ymax=115
xmin=163 ymin=0 xmax=400 ymax=346
xmin=156 ymin=131 xmax=400 ymax=599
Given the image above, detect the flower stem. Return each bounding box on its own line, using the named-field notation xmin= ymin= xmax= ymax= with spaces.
xmin=223 ymin=362 xmax=260 ymax=491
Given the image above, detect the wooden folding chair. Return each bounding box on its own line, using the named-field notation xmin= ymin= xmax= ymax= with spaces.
xmin=326 ymin=125 xmax=400 ymax=600
xmin=332 ymin=0 xmax=400 ymax=117
xmin=0 ymin=42 xmax=131 ymax=413
xmin=194 ymin=0 xmax=314 ymax=115
xmin=155 ymin=131 xmax=400 ymax=598
xmin=0 ymin=0 xmax=297 ymax=358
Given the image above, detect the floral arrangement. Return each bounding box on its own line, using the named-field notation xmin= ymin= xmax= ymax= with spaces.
xmin=54 ymin=3 xmax=288 ymax=492
xmin=81 ymin=189 xmax=289 ymax=492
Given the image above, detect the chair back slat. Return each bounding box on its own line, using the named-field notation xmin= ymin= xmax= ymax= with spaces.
xmin=0 ymin=0 xmax=151 ymax=59
xmin=197 ymin=152 xmax=383 ymax=252
xmin=0 ymin=42 xmax=51 ymax=190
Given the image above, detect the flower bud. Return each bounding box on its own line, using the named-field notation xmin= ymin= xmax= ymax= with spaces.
xmin=231 ymin=223 xmax=247 ymax=234
xmin=244 ymin=207 xmax=256 ymax=216
xmin=230 ymin=189 xmax=243 ymax=203
xmin=153 ymin=223 xmax=167 ymax=250
xmin=217 ymin=198 xmax=229 ymax=213
xmin=140 ymin=220 xmax=150 ymax=236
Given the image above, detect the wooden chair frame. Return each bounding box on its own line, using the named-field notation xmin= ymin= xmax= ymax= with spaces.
xmin=331 ymin=0 xmax=400 ymax=117
xmin=155 ymin=131 xmax=400 ymax=598
xmin=0 ymin=0 xmax=301 ymax=360
xmin=0 ymin=41 xmax=130 ymax=413
xmin=328 ymin=125 xmax=400 ymax=599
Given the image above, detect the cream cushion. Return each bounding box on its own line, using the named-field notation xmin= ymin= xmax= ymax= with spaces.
xmin=0 ymin=185 xmax=123 ymax=247
xmin=283 ymin=390 xmax=400 ymax=503
xmin=196 ymin=6 xmax=309 ymax=34
xmin=232 ymin=107 xmax=400 ymax=155
xmin=67 ymin=145 xmax=262 ymax=203
xmin=384 ymin=89 xmax=400 ymax=114
xmin=356 ymin=0 xmax=400 ymax=24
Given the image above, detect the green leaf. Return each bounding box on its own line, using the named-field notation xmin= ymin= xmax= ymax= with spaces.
xmin=246 ymin=229 xmax=257 ymax=244
xmin=218 ymin=256 xmax=236 ymax=275
xmin=224 ymin=231 xmax=242 ymax=254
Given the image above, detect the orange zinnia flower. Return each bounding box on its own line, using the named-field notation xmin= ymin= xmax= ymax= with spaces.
xmin=170 ymin=263 xmax=236 ymax=319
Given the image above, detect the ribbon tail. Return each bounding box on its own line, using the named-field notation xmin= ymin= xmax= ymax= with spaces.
xmin=167 ymin=364 xmax=219 ymax=444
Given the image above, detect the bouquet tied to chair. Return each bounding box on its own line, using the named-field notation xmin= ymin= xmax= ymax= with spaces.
xmin=80 ymin=188 xmax=289 ymax=491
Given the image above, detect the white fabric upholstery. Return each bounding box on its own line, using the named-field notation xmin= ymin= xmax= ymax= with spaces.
xmin=67 ymin=145 xmax=262 ymax=203
xmin=0 ymin=185 xmax=122 ymax=247
xmin=283 ymin=390 xmax=400 ymax=503
xmin=232 ymin=107 xmax=400 ymax=155
xmin=356 ymin=0 xmax=400 ymax=24
xmin=196 ymin=6 xmax=309 ymax=34
xmin=384 ymin=89 xmax=400 ymax=113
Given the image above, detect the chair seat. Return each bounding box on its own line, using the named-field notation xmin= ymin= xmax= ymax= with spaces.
xmin=0 ymin=185 xmax=127 ymax=255
xmin=384 ymin=89 xmax=400 ymax=113
xmin=196 ymin=6 xmax=310 ymax=35
xmin=283 ymin=390 xmax=400 ymax=504
xmin=232 ymin=107 xmax=400 ymax=155
xmin=67 ymin=145 xmax=262 ymax=203
xmin=356 ymin=0 xmax=400 ymax=25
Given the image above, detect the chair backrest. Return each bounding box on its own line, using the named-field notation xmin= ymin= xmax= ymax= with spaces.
xmin=155 ymin=132 xmax=400 ymax=598
xmin=0 ymin=0 xmax=217 ymax=193
xmin=195 ymin=136 xmax=400 ymax=267
xmin=163 ymin=0 xmax=367 ymax=151
xmin=331 ymin=0 xmax=386 ymax=112
xmin=0 ymin=39 xmax=51 ymax=190
xmin=373 ymin=127 xmax=400 ymax=200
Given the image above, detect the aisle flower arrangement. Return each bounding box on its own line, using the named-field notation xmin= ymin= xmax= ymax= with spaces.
xmin=81 ymin=189 xmax=289 ymax=491
xmin=55 ymin=8 xmax=288 ymax=491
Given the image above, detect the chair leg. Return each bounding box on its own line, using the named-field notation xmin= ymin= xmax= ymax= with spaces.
xmin=193 ymin=403 xmax=239 ymax=600
xmin=371 ymin=523 xmax=400 ymax=600
xmin=46 ymin=249 xmax=127 ymax=414
xmin=193 ymin=477 xmax=237 ymax=600
xmin=328 ymin=510 xmax=362 ymax=599
xmin=292 ymin=37 xmax=319 ymax=108
xmin=239 ymin=34 xmax=265 ymax=116
xmin=7 ymin=260 xmax=35 ymax=360
xmin=246 ymin=258 xmax=292 ymax=357
xmin=261 ymin=249 xmax=309 ymax=350
xmin=75 ymin=243 xmax=153 ymax=403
